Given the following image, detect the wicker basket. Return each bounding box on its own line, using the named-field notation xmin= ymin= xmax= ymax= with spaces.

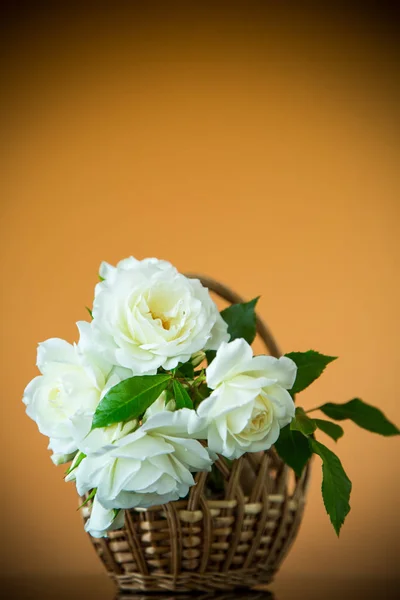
xmin=81 ymin=276 xmax=311 ymax=593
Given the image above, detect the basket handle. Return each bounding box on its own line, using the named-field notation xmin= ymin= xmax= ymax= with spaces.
xmin=184 ymin=274 xmax=281 ymax=358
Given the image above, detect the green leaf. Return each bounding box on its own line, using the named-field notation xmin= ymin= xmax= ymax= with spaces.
xmin=314 ymin=419 xmax=344 ymax=442
xmin=274 ymin=424 xmax=312 ymax=477
xmin=310 ymin=439 xmax=351 ymax=536
xmin=205 ymin=350 xmax=216 ymax=365
xmin=220 ymin=297 xmax=259 ymax=344
xmin=85 ymin=306 xmax=93 ymax=319
xmin=92 ymin=374 xmax=171 ymax=429
xmin=173 ymin=380 xmax=194 ymax=409
xmin=65 ymin=451 xmax=86 ymax=475
xmin=98 ymin=274 xmax=105 ymax=282
xmin=285 ymin=350 xmax=337 ymax=395
xmin=290 ymin=407 xmax=317 ymax=436
xmin=317 ymin=398 xmax=399 ymax=436
xmin=164 ymin=386 xmax=175 ymax=404
xmin=174 ymin=360 xmax=194 ymax=379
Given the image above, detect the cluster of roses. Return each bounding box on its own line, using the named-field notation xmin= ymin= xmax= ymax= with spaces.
xmin=23 ymin=257 xmax=297 ymax=537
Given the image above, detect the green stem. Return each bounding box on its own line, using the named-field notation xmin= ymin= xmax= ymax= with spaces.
xmin=193 ymin=371 xmax=206 ymax=387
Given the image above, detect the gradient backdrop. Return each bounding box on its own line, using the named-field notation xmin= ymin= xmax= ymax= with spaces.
xmin=1 ymin=3 xmax=399 ymax=596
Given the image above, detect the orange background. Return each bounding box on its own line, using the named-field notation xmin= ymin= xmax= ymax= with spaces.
xmin=1 ymin=3 xmax=399 ymax=591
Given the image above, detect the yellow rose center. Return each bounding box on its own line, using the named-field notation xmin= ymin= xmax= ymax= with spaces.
xmin=249 ymin=410 xmax=268 ymax=432
xmin=149 ymin=309 xmax=171 ymax=330
xmin=242 ymin=396 xmax=273 ymax=437
xmin=48 ymin=387 xmax=62 ymax=407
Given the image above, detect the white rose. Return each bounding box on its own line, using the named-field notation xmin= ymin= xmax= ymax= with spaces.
xmin=91 ymin=257 xmax=229 ymax=373
xmin=22 ymin=322 xmax=132 ymax=463
xmin=84 ymin=495 xmax=125 ymax=538
xmin=197 ymin=339 xmax=297 ymax=459
xmin=73 ymin=403 xmax=213 ymax=510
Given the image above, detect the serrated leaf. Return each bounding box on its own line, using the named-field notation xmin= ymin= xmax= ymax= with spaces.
xmin=274 ymin=424 xmax=312 ymax=477
xmin=220 ymin=297 xmax=259 ymax=344
xmin=290 ymin=407 xmax=317 ymax=436
xmin=314 ymin=419 xmax=344 ymax=442
xmin=285 ymin=350 xmax=337 ymax=395
xmin=173 ymin=380 xmax=194 ymax=409
xmin=92 ymin=374 xmax=171 ymax=429
xmin=310 ymin=439 xmax=351 ymax=536
xmin=318 ymin=398 xmax=399 ymax=436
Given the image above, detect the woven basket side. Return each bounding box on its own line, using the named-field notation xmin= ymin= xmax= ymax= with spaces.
xmin=82 ymin=454 xmax=310 ymax=591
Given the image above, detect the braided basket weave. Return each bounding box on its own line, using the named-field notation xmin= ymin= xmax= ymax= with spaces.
xmin=81 ymin=276 xmax=311 ymax=593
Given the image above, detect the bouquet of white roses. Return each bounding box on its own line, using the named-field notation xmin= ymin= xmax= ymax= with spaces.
xmin=23 ymin=257 xmax=398 ymax=539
